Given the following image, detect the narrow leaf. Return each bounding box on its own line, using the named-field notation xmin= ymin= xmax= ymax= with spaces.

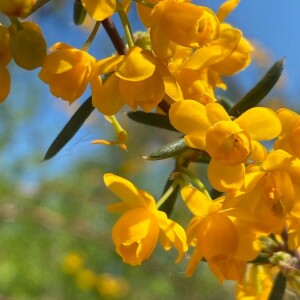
xmin=143 ymin=138 xmax=188 ymax=160
xmin=268 ymin=272 xmax=286 ymax=300
xmin=44 ymin=97 xmax=94 ymax=161
xmin=229 ymin=59 xmax=284 ymax=117
xmin=127 ymin=111 xmax=177 ymax=131
xmin=74 ymin=0 xmax=87 ymax=25
xmin=159 ymin=173 xmax=179 ymax=217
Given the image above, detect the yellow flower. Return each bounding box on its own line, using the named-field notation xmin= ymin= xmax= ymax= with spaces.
xmin=0 ymin=25 xmax=11 ymax=66
xmin=182 ymin=186 xmax=260 ymax=282
xmin=39 ymin=43 xmax=96 ymax=103
xmin=0 ymin=25 xmax=11 ymax=103
xmin=97 ymin=273 xmax=129 ymax=298
xmin=62 ymin=252 xmax=84 ymax=274
xmin=0 ymin=0 xmax=37 ymax=18
xmin=104 ymin=173 xmax=187 ymax=266
xmin=236 ymin=265 xmax=273 ymax=300
xmin=275 ymin=108 xmax=300 ymax=158
xmin=168 ymin=56 xmax=217 ymax=104
xmin=217 ymin=0 xmax=240 ymax=23
xmin=91 ymin=46 xmax=182 ymax=115
xmin=76 ymin=269 xmax=97 ymax=290
xmin=9 ymin=21 xmax=47 ymax=70
xmin=182 ymin=24 xmax=253 ymax=90
xmin=210 ymin=24 xmax=254 ymax=76
xmin=149 ymin=0 xmax=220 ymax=58
xmin=92 ymin=115 xmax=128 ymax=150
xmin=169 ymin=100 xmax=281 ymax=191
xmin=224 ymin=150 xmax=300 ymax=234
xmin=81 ymin=0 xmax=131 ymax=21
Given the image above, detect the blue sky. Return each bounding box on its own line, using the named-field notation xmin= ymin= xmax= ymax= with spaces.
xmin=2 ymin=0 xmax=300 ymax=184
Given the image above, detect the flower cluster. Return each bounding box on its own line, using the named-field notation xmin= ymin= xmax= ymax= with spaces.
xmin=2 ymin=0 xmax=300 ymax=298
xmin=62 ymin=252 xmax=129 ymax=297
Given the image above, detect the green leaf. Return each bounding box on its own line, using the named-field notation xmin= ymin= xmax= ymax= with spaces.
xmin=143 ymin=138 xmax=188 ymax=160
xmin=44 ymin=97 xmax=94 ymax=161
xmin=127 ymin=111 xmax=177 ymax=131
xmin=268 ymin=272 xmax=286 ymax=300
xmin=73 ymin=0 xmax=87 ymax=25
xmin=229 ymin=58 xmax=284 ymax=117
xmin=159 ymin=173 xmax=179 ymax=217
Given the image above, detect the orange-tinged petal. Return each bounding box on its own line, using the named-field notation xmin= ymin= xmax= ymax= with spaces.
xmin=235 ymin=107 xmax=282 ymax=141
xmin=49 ymin=42 xmax=73 ymax=51
xmin=116 ymin=47 xmax=156 ymax=81
xmin=212 ymin=28 xmax=253 ymax=76
xmin=208 ymin=159 xmax=245 ymax=192
xmin=136 ymin=0 xmax=157 ymax=27
xmin=107 ymin=202 xmax=128 ymax=213
xmin=0 ymin=64 xmax=10 ymax=103
xmin=92 ymin=55 xmax=124 ymax=76
xmin=185 ymin=245 xmax=204 ymax=277
xmin=81 ymin=0 xmax=117 ymax=21
xmin=112 ymin=208 xmax=159 ymax=266
xmin=156 ymin=211 xmax=187 ymax=262
xmin=0 ymin=25 xmax=11 ymax=65
xmin=40 ymin=50 xmax=75 ymax=74
xmin=209 ymin=259 xmax=246 ymax=283
xmin=104 ymin=173 xmax=155 ymax=209
xmin=157 ymin=61 xmax=183 ymax=101
xmin=196 ymin=212 xmax=239 ymax=261
xmin=92 ymin=73 xmax=125 ymax=115
xmin=232 ymin=218 xmax=261 ymax=261
xmin=150 ymin=2 xmax=220 ymax=48
xmin=181 ymin=186 xmax=215 ymax=217
xmin=184 ymin=28 xmax=241 ymax=71
xmin=43 ymin=63 xmax=90 ymax=102
xmin=150 ymin=25 xmax=177 ymax=59
xmin=217 ymin=0 xmax=240 ymax=22
xmin=119 ymin=73 xmax=165 ymax=111
xmin=169 ymin=100 xmax=210 ymax=138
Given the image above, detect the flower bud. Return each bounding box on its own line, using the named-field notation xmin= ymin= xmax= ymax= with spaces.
xmin=0 ymin=0 xmax=37 ymax=18
xmin=10 ymin=22 xmax=47 ymax=70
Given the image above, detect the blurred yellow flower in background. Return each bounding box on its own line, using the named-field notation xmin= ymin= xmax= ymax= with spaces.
xmin=62 ymin=252 xmax=84 ymax=274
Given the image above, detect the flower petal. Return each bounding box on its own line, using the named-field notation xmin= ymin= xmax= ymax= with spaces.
xmin=217 ymin=0 xmax=240 ymax=22
xmin=169 ymin=100 xmax=210 ymax=147
xmin=104 ymin=173 xmax=154 ymax=209
xmin=116 ymin=47 xmax=156 ymax=81
xmin=181 ymin=186 xmax=213 ymax=217
xmin=0 ymin=64 xmax=10 ymax=102
xmin=112 ymin=208 xmax=159 ymax=265
xmin=184 ymin=28 xmax=241 ymax=71
xmin=92 ymin=73 xmax=125 ymax=115
xmin=156 ymin=211 xmax=188 ymax=262
xmin=205 ymin=102 xmax=231 ymax=124
xmin=235 ymin=107 xmax=282 ymax=141
xmin=81 ymin=0 xmax=117 ymax=21
xmin=208 ymin=159 xmax=245 ymax=192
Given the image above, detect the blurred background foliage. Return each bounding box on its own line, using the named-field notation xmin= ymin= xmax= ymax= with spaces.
xmin=0 ymin=0 xmax=294 ymax=299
